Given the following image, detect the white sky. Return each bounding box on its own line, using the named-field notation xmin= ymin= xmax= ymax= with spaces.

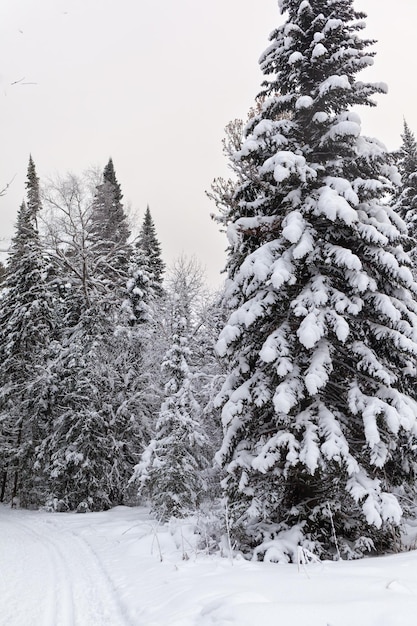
xmin=0 ymin=0 xmax=416 ymax=287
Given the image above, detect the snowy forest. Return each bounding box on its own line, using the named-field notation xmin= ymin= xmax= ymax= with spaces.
xmin=3 ymin=0 xmax=417 ymax=566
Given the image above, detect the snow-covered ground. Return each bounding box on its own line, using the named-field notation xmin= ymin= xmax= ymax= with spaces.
xmin=2 ymin=505 xmax=417 ymax=625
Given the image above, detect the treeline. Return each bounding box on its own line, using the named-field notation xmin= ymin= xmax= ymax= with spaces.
xmin=0 ymin=157 xmax=224 ymax=514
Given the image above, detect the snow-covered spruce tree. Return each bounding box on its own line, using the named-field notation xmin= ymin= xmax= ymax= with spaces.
xmin=124 ymin=207 xmax=165 ymax=325
xmin=133 ymin=264 xmax=209 ymax=521
xmin=89 ymin=158 xmax=131 ymax=295
xmin=136 ymin=206 xmax=165 ymax=296
xmin=26 ymin=155 xmax=41 ymax=227
xmin=38 ymin=169 xmax=150 ymax=511
xmin=118 ymin=211 xmax=167 ymax=463
xmin=395 ymin=121 xmax=417 ymax=262
xmin=212 ymin=0 xmax=417 ymax=560
xmin=124 ymin=246 xmax=155 ymax=325
xmin=165 ymin=258 xmax=227 ymax=498
xmin=0 ymin=158 xmax=56 ymax=506
xmin=37 ymin=303 xmax=150 ymax=511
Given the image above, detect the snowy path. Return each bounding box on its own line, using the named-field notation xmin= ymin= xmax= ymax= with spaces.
xmin=0 ymin=507 xmax=131 ymax=626
xmin=3 ymin=505 xmax=417 ymax=625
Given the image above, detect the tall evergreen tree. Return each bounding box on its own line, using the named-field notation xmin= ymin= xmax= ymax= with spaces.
xmin=124 ymin=206 xmax=165 ymax=325
xmin=0 ymin=158 xmax=56 ymax=506
xmin=89 ymin=158 xmax=131 ymax=294
xmin=134 ymin=309 xmax=208 ymax=520
xmin=37 ymin=304 xmax=149 ymax=511
xmin=133 ymin=263 xmax=209 ymax=520
xmin=137 ymin=206 xmax=165 ymax=294
xmin=395 ymin=120 xmax=417 ymax=261
xmin=212 ymin=0 xmax=417 ymax=560
xmin=38 ymin=169 xmax=151 ymax=511
xmin=26 ymin=155 xmax=40 ymax=228
xmin=92 ymin=157 xmax=130 ymax=247
xmin=0 ymin=261 xmax=6 ymax=285
xmin=124 ymin=246 xmax=157 ymax=326
xmin=103 ymin=158 xmax=124 ymax=213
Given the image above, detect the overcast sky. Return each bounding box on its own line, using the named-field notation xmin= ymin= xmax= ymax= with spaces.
xmin=1 ymin=0 xmax=416 ymax=287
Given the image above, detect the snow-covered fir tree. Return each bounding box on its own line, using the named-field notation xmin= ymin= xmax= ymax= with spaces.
xmin=124 ymin=208 xmax=164 ymax=325
xmin=37 ymin=303 xmax=150 ymax=511
xmin=94 ymin=158 xmax=130 ymax=247
xmin=89 ymin=158 xmax=131 ymax=296
xmin=133 ymin=264 xmax=209 ymax=521
xmin=395 ymin=120 xmax=417 ymax=264
xmin=136 ymin=206 xmax=165 ymax=296
xmin=212 ymin=0 xmax=417 ymax=560
xmin=124 ymin=246 xmax=155 ymax=325
xmin=38 ymin=168 xmax=150 ymax=511
xmin=26 ymin=155 xmax=41 ymax=227
xmin=0 ymin=158 xmax=57 ymax=506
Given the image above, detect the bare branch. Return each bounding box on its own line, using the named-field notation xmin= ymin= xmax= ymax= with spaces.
xmin=0 ymin=174 xmax=16 ymax=197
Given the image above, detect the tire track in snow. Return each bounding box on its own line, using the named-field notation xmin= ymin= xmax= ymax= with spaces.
xmin=4 ymin=514 xmax=131 ymax=626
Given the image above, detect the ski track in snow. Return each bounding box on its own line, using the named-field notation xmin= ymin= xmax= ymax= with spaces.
xmin=3 ymin=505 xmax=417 ymax=625
xmin=0 ymin=509 xmax=131 ymax=626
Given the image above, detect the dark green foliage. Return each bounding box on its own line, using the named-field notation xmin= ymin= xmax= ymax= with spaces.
xmin=125 ymin=246 xmax=155 ymax=325
xmin=136 ymin=206 xmax=165 ymax=294
xmin=26 ymin=155 xmax=41 ymax=227
xmin=103 ymin=158 xmax=124 ymax=210
xmin=0 ymin=158 xmax=57 ymax=506
xmin=33 ymin=164 xmax=156 ymax=511
xmin=212 ymin=0 xmax=417 ymax=561
xmin=124 ymin=206 xmax=165 ymax=325
xmin=0 ymin=262 xmax=6 ymax=285
xmin=89 ymin=158 xmax=131 ymax=291
xmin=395 ymin=121 xmax=417 ymax=258
xmin=37 ymin=306 xmax=149 ymax=511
